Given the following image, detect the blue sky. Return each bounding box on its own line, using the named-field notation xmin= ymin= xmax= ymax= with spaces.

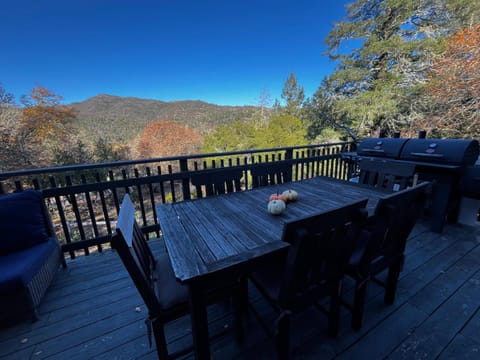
xmin=0 ymin=0 xmax=352 ymax=106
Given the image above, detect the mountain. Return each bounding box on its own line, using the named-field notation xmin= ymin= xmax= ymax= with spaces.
xmin=70 ymin=94 xmax=259 ymax=144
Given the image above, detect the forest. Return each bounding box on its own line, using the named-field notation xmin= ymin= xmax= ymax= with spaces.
xmin=1 ymin=0 xmax=479 ymax=172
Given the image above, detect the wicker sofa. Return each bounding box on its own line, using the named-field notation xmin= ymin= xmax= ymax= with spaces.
xmin=0 ymin=190 xmax=65 ymax=324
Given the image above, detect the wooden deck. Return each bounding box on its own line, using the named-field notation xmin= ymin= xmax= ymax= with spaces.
xmin=1 ymin=221 xmax=480 ymax=359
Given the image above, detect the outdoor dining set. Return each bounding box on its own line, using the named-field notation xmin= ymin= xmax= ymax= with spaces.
xmin=113 ymin=163 xmax=429 ymax=360
xmin=1 ymin=135 xmax=479 ymax=360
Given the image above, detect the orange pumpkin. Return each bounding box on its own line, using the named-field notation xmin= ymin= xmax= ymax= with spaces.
xmin=269 ymin=193 xmax=287 ymax=203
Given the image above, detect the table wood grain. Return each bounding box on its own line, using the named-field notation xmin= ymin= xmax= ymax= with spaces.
xmin=156 ymin=176 xmax=389 ymax=282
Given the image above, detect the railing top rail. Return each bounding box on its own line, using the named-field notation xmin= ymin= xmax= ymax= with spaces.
xmin=0 ymin=141 xmax=353 ymax=179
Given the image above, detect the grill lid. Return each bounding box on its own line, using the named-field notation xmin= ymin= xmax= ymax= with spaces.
xmin=356 ymin=138 xmax=409 ymax=159
xmin=399 ymin=139 xmax=479 ymax=166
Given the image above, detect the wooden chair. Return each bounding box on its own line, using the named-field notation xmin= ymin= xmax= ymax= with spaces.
xmin=358 ymin=159 xmax=416 ymax=191
xmin=111 ymin=194 xmax=242 ymax=359
xmin=249 ymin=199 xmax=368 ymax=360
xmin=347 ymin=181 xmax=430 ymax=330
xmin=249 ymin=161 xmax=292 ymax=188
xmin=190 ymin=167 xmax=243 ymax=198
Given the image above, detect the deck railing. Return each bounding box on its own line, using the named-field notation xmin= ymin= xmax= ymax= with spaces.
xmin=0 ymin=142 xmax=355 ymax=258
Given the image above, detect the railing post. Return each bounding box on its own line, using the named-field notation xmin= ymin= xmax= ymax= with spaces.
xmin=285 ymin=148 xmax=293 ymax=182
xmin=179 ymin=158 xmax=191 ymax=200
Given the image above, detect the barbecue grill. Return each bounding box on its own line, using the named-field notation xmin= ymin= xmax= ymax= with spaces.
xmin=343 ymin=136 xmax=480 ymax=232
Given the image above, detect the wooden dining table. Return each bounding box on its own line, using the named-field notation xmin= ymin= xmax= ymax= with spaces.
xmin=156 ymin=176 xmax=390 ymax=359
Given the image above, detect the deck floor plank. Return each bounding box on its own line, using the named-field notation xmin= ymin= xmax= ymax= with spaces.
xmin=1 ymin=223 xmax=479 ymax=359
xmin=388 ymin=268 xmax=480 ymax=359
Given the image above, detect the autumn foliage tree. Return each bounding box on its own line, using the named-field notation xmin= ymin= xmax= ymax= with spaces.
xmin=137 ymin=120 xmax=203 ymax=159
xmin=421 ymin=24 xmax=480 ymax=138
xmin=21 ymin=86 xmax=77 ymax=144
xmin=0 ymin=85 xmax=25 ymax=170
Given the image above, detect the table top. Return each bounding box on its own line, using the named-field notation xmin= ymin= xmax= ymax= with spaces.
xmin=156 ymin=176 xmax=389 ymax=282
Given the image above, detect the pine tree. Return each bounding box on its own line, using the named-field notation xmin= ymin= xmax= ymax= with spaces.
xmin=280 ymin=72 xmax=305 ymax=119
xmin=323 ymin=0 xmax=480 ymax=136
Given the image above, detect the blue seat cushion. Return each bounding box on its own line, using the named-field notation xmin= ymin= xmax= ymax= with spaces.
xmin=155 ymin=253 xmax=189 ymax=310
xmin=0 ymin=190 xmax=49 ymax=255
xmin=0 ymin=237 xmax=58 ymax=293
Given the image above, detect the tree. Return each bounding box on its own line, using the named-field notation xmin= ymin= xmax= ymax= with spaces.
xmin=15 ymin=86 xmax=79 ymax=167
xmin=54 ymin=138 xmax=93 ymax=166
xmin=323 ymin=0 xmax=480 ymax=136
xmin=420 ymin=24 xmax=480 ymax=138
xmin=21 ymin=86 xmax=77 ymax=143
xmin=254 ymin=88 xmax=273 ymax=126
xmin=202 ymin=114 xmax=308 ymax=154
xmin=258 ymin=115 xmax=308 ymax=148
xmin=0 ymin=84 xmax=46 ymax=170
xmin=137 ymin=120 xmax=203 ymax=159
xmin=202 ymin=120 xmax=257 ymax=153
xmin=280 ymin=72 xmax=305 ymax=119
xmin=93 ymin=137 xmax=129 ymax=162
xmin=0 ymin=84 xmax=14 ymax=105
xmin=0 ymin=85 xmax=25 ymax=171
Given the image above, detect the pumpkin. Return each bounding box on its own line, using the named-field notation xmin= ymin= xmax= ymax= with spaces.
xmin=282 ymin=189 xmax=298 ymax=202
xmin=267 ymin=199 xmax=286 ymax=215
xmin=269 ymin=193 xmax=287 ymax=203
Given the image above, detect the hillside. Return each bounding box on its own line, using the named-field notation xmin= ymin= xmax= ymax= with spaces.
xmin=70 ymin=94 xmax=259 ymax=143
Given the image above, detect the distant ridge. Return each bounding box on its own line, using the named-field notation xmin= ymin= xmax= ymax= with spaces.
xmin=70 ymin=94 xmax=259 ymax=144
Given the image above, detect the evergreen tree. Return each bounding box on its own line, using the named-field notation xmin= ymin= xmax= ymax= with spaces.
xmin=280 ymin=72 xmax=305 ymax=119
xmin=323 ymin=0 xmax=480 ymax=136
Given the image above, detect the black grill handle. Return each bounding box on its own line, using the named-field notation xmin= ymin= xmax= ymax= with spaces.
xmin=361 ymin=149 xmax=385 ymax=153
xmin=410 ymin=152 xmax=444 ymax=159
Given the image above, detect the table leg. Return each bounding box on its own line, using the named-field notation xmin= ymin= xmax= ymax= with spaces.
xmin=430 ymin=178 xmax=451 ymax=233
xmin=189 ymin=281 xmax=211 ymax=360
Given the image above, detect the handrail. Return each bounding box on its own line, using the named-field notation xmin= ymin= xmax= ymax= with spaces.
xmin=0 ymin=142 xmax=350 ymax=179
xmin=0 ymin=142 xmax=355 ymax=258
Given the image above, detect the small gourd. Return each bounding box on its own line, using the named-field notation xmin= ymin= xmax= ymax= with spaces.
xmin=267 ymin=199 xmax=286 ymax=215
xmin=282 ymin=189 xmax=298 ymax=202
xmin=269 ymin=193 xmax=288 ymax=203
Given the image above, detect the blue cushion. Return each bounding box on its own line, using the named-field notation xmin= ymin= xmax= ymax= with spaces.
xmin=0 ymin=190 xmax=49 ymax=255
xmin=0 ymin=237 xmax=57 ymax=292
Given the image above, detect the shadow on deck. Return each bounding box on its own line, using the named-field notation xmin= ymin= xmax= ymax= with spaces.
xmin=1 ymin=221 xmax=480 ymax=359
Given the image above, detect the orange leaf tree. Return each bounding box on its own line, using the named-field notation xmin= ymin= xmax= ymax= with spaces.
xmin=137 ymin=120 xmax=203 ymax=160
xmin=423 ymin=24 xmax=480 ymax=138
xmin=21 ymin=86 xmax=78 ymax=143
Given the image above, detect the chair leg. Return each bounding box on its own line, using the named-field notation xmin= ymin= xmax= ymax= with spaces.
xmin=352 ymin=280 xmax=367 ymax=331
xmin=274 ymin=311 xmax=291 ymax=360
xmin=152 ymin=319 xmax=169 ymax=360
xmin=385 ymin=260 xmax=402 ymax=305
xmin=232 ymin=277 xmax=248 ymax=341
xmin=31 ymin=307 xmax=39 ymax=322
xmin=328 ymin=280 xmax=343 ymax=337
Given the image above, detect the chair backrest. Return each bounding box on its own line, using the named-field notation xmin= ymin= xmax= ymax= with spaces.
xmin=358 ymin=159 xmax=416 ymax=191
xmin=278 ymin=199 xmax=368 ymax=308
xmin=191 ymin=167 xmax=243 ymax=198
xmin=359 ymin=181 xmax=429 ymax=268
xmin=250 ymin=161 xmax=292 ymax=188
xmin=111 ymin=194 xmax=160 ymax=311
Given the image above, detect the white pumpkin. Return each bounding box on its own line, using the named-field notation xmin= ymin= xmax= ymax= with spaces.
xmin=267 ymin=199 xmax=286 ymax=215
xmin=282 ymin=189 xmax=298 ymax=202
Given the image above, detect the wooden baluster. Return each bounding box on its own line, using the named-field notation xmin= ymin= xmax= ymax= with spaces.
xmin=66 ymin=176 xmax=89 ymax=256
xmin=81 ymin=174 xmax=101 ymax=252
